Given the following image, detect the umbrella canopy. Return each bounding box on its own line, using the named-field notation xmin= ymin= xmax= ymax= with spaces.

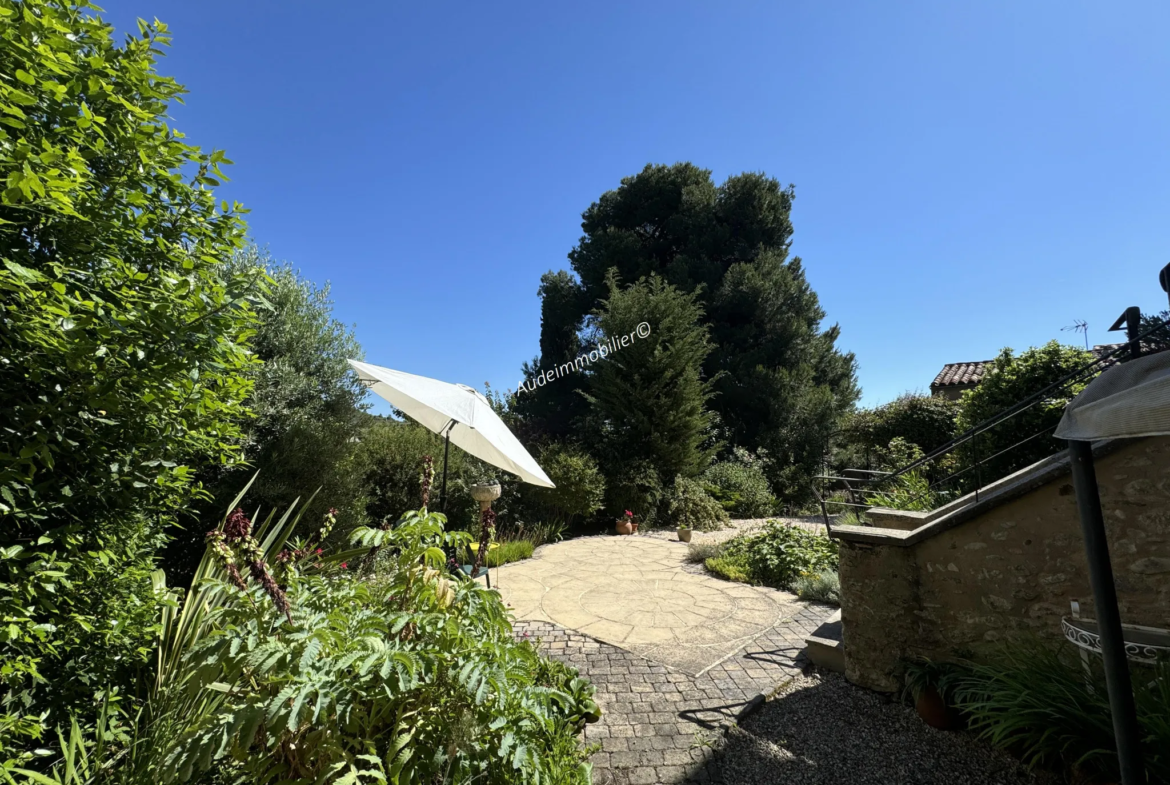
xmin=1055 ymin=350 xmax=1170 ymax=440
xmin=348 ymin=360 xmax=554 ymax=488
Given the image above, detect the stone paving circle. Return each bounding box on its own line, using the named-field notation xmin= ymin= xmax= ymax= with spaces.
xmin=498 ymin=534 xmax=801 ymax=675
xmin=494 ymin=526 xmax=835 ymax=784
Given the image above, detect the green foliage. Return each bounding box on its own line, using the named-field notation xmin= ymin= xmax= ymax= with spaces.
xmin=584 ymin=273 xmax=718 ymax=522
xmin=948 ymin=643 xmax=1170 ymax=783
xmin=518 ymin=442 xmax=605 ymax=529
xmin=481 ymin=539 xmax=535 ymax=567
xmin=704 ymin=554 xmax=751 ymax=584
xmin=863 ymin=439 xmax=950 ymax=512
xmin=684 ymin=541 xmax=725 ymax=564
xmin=1138 ymin=309 xmax=1170 ymax=353
xmin=790 ymin=568 xmax=840 ymax=605
xmin=710 ymin=522 xmax=839 ymax=590
xmin=701 ymin=448 xmax=777 ymax=517
xmin=666 ymin=476 xmax=728 ymax=532
xmin=530 ymin=163 xmax=858 ymax=506
xmin=0 ymin=0 xmax=255 ymax=758
xmin=955 ymin=341 xmax=1095 ymax=489
xmin=159 ymin=508 xmax=594 ymax=784
xmin=355 ymin=419 xmax=484 ymax=532
xmin=844 ymin=393 xmax=960 ymax=468
xmin=213 ymin=250 xmax=368 ymax=528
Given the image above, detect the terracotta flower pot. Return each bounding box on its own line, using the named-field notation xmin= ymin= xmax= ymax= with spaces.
xmin=631 ymin=522 xmax=639 ymax=533
xmin=615 ymin=520 xmax=633 ymax=535
xmin=915 ymin=686 xmax=960 ymax=730
xmin=677 ymin=528 xmax=692 ymax=542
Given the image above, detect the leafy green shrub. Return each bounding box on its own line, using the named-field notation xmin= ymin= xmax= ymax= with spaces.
xmin=711 ymin=522 xmax=838 ymax=590
xmin=161 ymin=507 xmax=596 ymax=784
xmin=356 ymin=419 xmax=484 ymax=531
xmin=1 ymin=2 xmax=258 ymax=759
xmin=955 ymin=341 xmax=1095 ymax=490
xmin=704 ymin=554 xmax=752 ymax=584
xmin=685 ymin=541 xmax=725 ymax=563
xmin=519 ymin=442 xmax=605 ymax=529
xmin=667 ymin=476 xmax=729 ymax=532
xmin=845 ymin=394 xmax=960 ymax=465
xmin=484 ymin=539 xmax=535 ymax=567
xmin=790 ymin=569 xmax=840 ymax=604
xmin=948 ymin=642 xmax=1169 ymax=783
xmin=702 ymin=448 xmax=777 ymax=518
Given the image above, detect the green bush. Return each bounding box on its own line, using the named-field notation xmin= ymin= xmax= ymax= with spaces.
xmin=483 ymin=539 xmax=535 ymax=567
xmin=519 ymin=442 xmax=605 ymax=529
xmin=845 ymin=393 xmax=960 ymax=465
xmin=948 ymin=642 xmax=1169 ymax=783
xmin=790 ymin=569 xmax=840 ymax=604
xmin=157 ymin=507 xmax=597 ymax=784
xmin=667 ymin=476 xmax=729 ymax=532
xmin=863 ymin=439 xmax=950 ymax=512
xmin=356 ymin=419 xmax=484 ymax=532
xmin=711 ymin=522 xmax=838 ymax=590
xmin=704 ymin=554 xmax=752 ymax=584
xmin=954 ymin=341 xmax=1095 ymax=490
xmin=685 ymin=541 xmax=725 ymax=564
xmin=702 ymin=448 xmax=777 ymax=518
xmin=1 ymin=1 xmax=257 ymax=759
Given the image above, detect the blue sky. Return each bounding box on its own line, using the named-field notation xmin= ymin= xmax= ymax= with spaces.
xmin=104 ymin=1 xmax=1170 ymax=412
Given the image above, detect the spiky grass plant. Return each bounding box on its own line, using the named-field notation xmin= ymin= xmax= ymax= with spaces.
xmin=948 ymin=640 xmax=1170 ymax=783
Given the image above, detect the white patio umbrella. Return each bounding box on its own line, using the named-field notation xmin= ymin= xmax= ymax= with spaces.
xmin=347 ymin=361 xmax=555 ymax=505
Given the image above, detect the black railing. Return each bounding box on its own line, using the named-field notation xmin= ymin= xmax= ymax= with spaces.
xmin=816 ymin=312 xmax=1170 ymax=528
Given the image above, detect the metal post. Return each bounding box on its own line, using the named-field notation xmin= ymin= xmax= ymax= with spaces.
xmin=1124 ymin=306 xmax=1142 ymax=361
xmin=1067 ymin=440 xmax=1146 ymax=785
xmin=440 ymin=428 xmax=451 ymax=514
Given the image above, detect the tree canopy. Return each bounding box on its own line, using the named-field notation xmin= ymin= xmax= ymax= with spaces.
xmin=0 ymin=0 xmax=256 ymax=750
xmin=520 ymin=163 xmax=858 ymax=501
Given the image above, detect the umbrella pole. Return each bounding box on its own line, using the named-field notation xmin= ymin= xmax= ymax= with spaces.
xmin=1067 ymin=439 xmax=1146 ymax=784
xmin=440 ymin=427 xmax=451 ymax=514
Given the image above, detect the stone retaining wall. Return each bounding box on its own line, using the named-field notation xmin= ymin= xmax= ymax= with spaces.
xmin=837 ymin=436 xmax=1170 ymax=692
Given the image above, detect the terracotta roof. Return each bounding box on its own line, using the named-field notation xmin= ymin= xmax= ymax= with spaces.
xmin=931 ymin=361 xmax=991 ymax=389
xmin=931 ymin=345 xmax=1128 ymax=390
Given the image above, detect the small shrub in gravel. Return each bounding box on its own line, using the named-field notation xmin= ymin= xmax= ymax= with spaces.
xmin=708 ymin=522 xmax=838 ymax=590
xmin=685 ymin=541 xmax=725 ymax=563
xmin=705 ymin=554 xmax=752 ymax=583
xmin=790 ymin=568 xmax=840 ymax=604
xmin=668 ymin=475 xmax=729 ymax=532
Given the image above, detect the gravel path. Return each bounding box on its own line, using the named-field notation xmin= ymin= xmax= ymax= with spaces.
xmin=711 ymin=671 xmax=1042 ymax=785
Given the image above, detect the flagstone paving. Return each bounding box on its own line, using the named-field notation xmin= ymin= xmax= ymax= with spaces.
xmin=498 ymin=532 xmax=832 ymax=784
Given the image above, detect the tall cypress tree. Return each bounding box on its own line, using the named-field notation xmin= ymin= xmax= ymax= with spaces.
xmin=583 ymin=273 xmax=717 ymax=520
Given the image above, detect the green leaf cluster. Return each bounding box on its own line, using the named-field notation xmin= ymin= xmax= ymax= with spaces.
xmin=954 ymin=341 xmax=1094 ymax=490
xmin=0 ymin=0 xmax=256 ymax=758
xmin=162 ymin=508 xmax=596 ymax=784
xmin=666 ymin=475 xmax=728 ymax=532
xmin=706 ymin=521 xmax=838 ymax=591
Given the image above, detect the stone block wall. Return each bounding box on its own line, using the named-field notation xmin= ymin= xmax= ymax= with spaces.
xmin=838 ymin=436 xmax=1170 ymax=692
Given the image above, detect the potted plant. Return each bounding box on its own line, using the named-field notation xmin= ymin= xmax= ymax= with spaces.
xmin=902 ymin=658 xmax=964 ymax=730
xmin=615 ymin=510 xmax=636 ymax=535
xmin=677 ymin=525 xmax=692 ymax=543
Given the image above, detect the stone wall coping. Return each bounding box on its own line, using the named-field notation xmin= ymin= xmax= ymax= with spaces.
xmin=832 ymin=438 xmax=1128 ymax=548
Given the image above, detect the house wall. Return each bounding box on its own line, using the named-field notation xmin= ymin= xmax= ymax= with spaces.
xmin=838 ymin=436 xmax=1170 ymax=692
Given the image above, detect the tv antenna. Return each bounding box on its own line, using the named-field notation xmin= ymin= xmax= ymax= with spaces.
xmin=1062 ymin=319 xmax=1089 ymax=350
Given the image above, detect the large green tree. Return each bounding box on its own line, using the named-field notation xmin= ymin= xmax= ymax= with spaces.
xmin=0 ymin=1 xmax=256 ymax=757
xmin=164 ymin=248 xmax=369 ymax=583
xmin=582 ymin=274 xmax=717 ymax=521
xmin=523 ymin=163 xmax=858 ymax=500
